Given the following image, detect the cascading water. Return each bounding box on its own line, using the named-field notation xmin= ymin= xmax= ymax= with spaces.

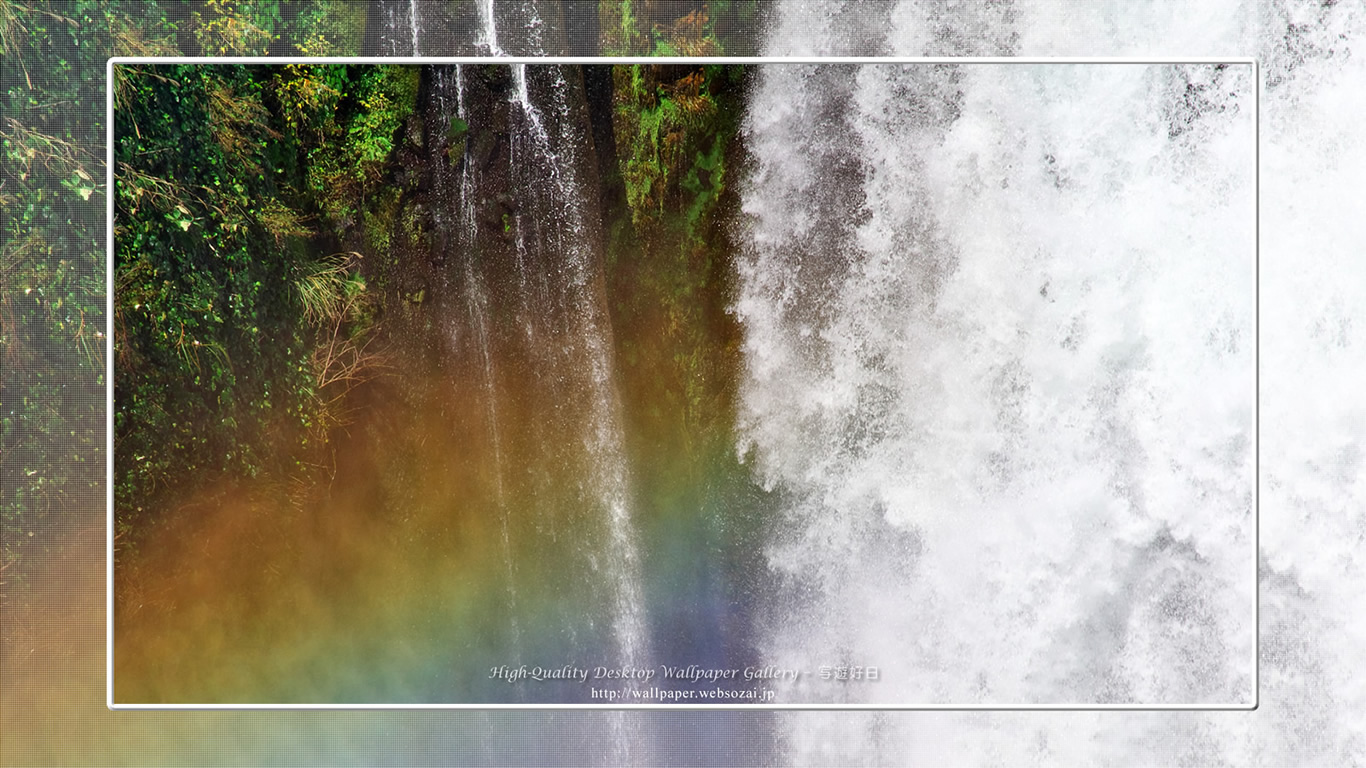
xmin=413 ymin=4 xmax=650 ymax=714
xmin=373 ymin=0 xmax=420 ymax=56
xmin=499 ymin=62 xmax=655 ymax=762
xmin=368 ymin=0 xmax=497 ymax=57
xmin=408 ymin=0 xmax=422 ymax=56
xmin=481 ymin=1 xmax=649 ymax=684
xmin=739 ymin=58 xmax=1256 ymax=708
xmin=513 ymin=68 xmax=651 ymax=676
xmin=452 ymin=9 xmax=654 ymax=758
xmin=428 ymin=64 xmax=524 ymax=657
xmin=477 ymin=0 xmax=505 ymax=56
xmin=735 ymin=0 xmax=1366 ymax=764
xmin=51 ymin=1 xmax=1366 ymax=765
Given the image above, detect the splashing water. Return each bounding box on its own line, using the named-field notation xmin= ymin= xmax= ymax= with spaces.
xmin=16 ymin=2 xmax=1365 ymax=766
xmin=408 ymin=0 xmax=421 ymax=56
xmin=418 ymin=2 xmax=651 ymax=722
xmin=431 ymin=64 xmax=523 ymax=659
xmin=739 ymin=60 xmax=1255 ymax=705
xmin=472 ymin=2 xmax=651 ymax=680
xmin=514 ymin=64 xmax=651 ymax=677
xmin=477 ymin=0 xmax=504 ymax=56
xmin=374 ymin=0 xmax=421 ymax=56
xmin=459 ymin=6 xmax=653 ymax=755
xmin=747 ymin=0 xmax=1366 ymax=763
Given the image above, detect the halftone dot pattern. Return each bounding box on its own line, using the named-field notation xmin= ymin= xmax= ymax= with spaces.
xmin=4 ymin=0 xmax=1364 ymax=765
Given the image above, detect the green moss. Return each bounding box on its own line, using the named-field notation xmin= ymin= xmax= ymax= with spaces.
xmin=600 ymin=0 xmax=645 ymax=56
xmin=446 ymin=116 xmax=469 ymax=143
xmin=446 ymin=116 xmax=468 ymax=166
xmin=615 ymin=65 xmax=719 ymax=227
xmin=682 ymin=132 xmax=727 ymax=232
xmin=606 ymin=64 xmax=745 ymax=478
xmin=109 ymin=63 xmax=416 ymax=542
xmin=400 ymin=202 xmax=427 ymax=249
xmin=363 ymin=185 xmax=401 ymax=255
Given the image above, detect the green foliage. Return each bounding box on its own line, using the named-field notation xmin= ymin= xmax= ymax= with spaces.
xmin=603 ymin=57 xmax=756 ymax=568
xmin=614 ymin=66 xmax=727 ymax=228
xmin=0 ymin=0 xmax=379 ymax=615
xmin=290 ymin=0 xmax=367 ymax=56
xmin=445 ymin=116 xmax=468 ymax=166
xmin=110 ymin=63 xmax=412 ymax=542
xmin=114 ymin=66 xmax=288 ymax=514
xmin=364 ymin=186 xmax=402 ymax=254
xmin=1 ymin=0 xmax=117 ymax=595
xmin=296 ymin=254 xmax=353 ymax=327
xmin=193 ymin=0 xmax=282 ymax=55
xmin=600 ymin=2 xmax=724 ymax=57
xmin=2 ymin=0 xmax=763 ymax=652
xmin=600 ymin=0 xmax=644 ymax=56
xmin=191 ymin=0 xmax=366 ymax=57
xmin=303 ymin=65 xmax=419 ymax=227
xmin=607 ymin=65 xmax=745 ymax=470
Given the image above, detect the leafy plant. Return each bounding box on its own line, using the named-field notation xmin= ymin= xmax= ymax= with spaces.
xmin=0 ymin=0 xmax=381 ymax=654
xmin=193 ymin=0 xmax=280 ymax=56
xmin=108 ymin=64 xmax=412 ymax=539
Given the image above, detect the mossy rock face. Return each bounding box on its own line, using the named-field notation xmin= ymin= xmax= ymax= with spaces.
xmin=469 ymin=125 xmax=505 ymax=172
xmin=604 ymin=64 xmax=747 ymax=470
xmin=401 ymin=203 xmax=429 ymax=250
xmin=446 ymin=116 xmax=469 ymax=143
xmin=477 ymin=64 xmax=514 ymax=92
xmin=613 ymin=65 xmax=736 ymax=232
xmin=363 ymin=186 xmax=403 ymax=254
xmin=444 ymin=117 xmax=469 ymax=167
xmin=447 ymin=139 xmax=466 ymax=168
xmin=407 ymin=112 xmax=426 ymax=150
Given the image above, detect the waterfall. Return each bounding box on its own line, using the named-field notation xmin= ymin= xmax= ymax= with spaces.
xmin=416 ymin=17 xmax=649 ymax=715
xmin=370 ymin=0 xmax=494 ymax=56
xmin=437 ymin=58 xmax=646 ymax=698
xmin=458 ymin=7 xmax=652 ymax=757
xmin=477 ymin=0 xmax=505 ymax=56
xmin=739 ymin=59 xmax=1255 ymax=709
xmin=502 ymin=64 xmax=653 ymax=761
xmin=475 ymin=0 xmax=650 ymax=682
xmin=88 ymin=0 xmax=1366 ymax=763
xmin=374 ymin=0 xmax=419 ymax=56
xmin=408 ymin=0 xmax=422 ymax=56
xmin=513 ymin=71 xmax=649 ymax=673
xmin=439 ymin=64 xmax=522 ymax=657
xmin=739 ymin=0 xmax=1366 ymax=763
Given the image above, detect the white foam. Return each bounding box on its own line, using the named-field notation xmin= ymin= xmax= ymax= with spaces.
xmin=740 ymin=57 xmax=1255 ymax=707
xmin=747 ymin=0 xmax=1366 ymax=761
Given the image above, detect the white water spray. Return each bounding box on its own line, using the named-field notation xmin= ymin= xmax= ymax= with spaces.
xmin=517 ymin=69 xmax=650 ymax=677
xmin=740 ymin=61 xmax=1255 ymax=706
xmin=746 ymin=1 xmax=1366 ymax=764
xmin=407 ymin=0 xmax=421 ymax=56
xmin=442 ymin=65 xmax=521 ymax=656
xmin=477 ymin=0 xmax=505 ymax=56
xmin=473 ymin=1 xmax=651 ymax=678
xmin=471 ymin=7 xmax=651 ymax=755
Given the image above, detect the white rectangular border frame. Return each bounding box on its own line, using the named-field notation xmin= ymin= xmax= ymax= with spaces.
xmin=106 ymin=55 xmax=1260 ymax=711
